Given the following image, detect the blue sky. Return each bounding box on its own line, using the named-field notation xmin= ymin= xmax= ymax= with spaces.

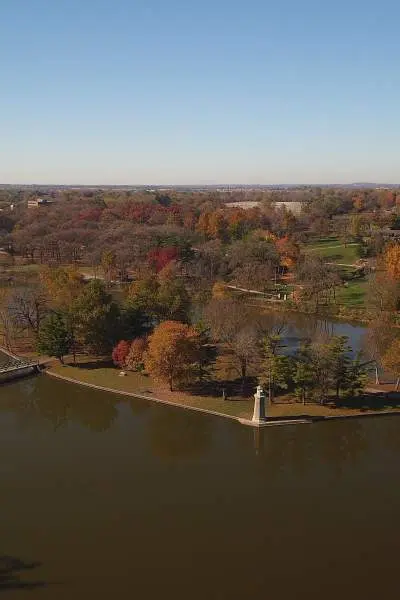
xmin=1 ymin=0 xmax=399 ymax=184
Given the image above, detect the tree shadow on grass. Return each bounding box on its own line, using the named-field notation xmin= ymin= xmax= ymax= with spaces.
xmin=0 ymin=555 xmax=48 ymax=591
xmin=70 ymin=359 xmax=113 ymax=370
xmin=335 ymin=391 xmax=400 ymax=412
xmin=186 ymin=376 xmax=257 ymax=401
xmin=325 ymin=252 xmax=344 ymax=261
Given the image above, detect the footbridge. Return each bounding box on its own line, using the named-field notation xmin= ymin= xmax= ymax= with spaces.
xmin=0 ymin=351 xmax=41 ymax=383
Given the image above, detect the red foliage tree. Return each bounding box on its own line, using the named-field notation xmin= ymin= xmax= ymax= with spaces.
xmin=147 ymin=247 xmax=179 ymax=272
xmin=112 ymin=340 xmax=131 ymax=368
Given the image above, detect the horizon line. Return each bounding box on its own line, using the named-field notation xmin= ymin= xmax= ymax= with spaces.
xmin=1 ymin=181 xmax=399 ymax=188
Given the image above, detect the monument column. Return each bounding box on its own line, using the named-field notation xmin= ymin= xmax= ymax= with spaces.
xmin=252 ymin=385 xmax=267 ymax=424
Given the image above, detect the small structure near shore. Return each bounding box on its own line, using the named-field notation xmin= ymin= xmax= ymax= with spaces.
xmin=0 ymin=347 xmax=42 ymax=384
xmin=252 ymin=385 xmax=267 ymax=424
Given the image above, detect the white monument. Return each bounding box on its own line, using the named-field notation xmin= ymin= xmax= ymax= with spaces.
xmin=252 ymin=385 xmax=267 ymax=424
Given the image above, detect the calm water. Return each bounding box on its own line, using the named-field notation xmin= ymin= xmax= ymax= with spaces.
xmin=1 ymin=371 xmax=400 ymax=599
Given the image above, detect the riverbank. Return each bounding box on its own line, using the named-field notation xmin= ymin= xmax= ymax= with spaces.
xmin=46 ymin=360 xmax=400 ymax=425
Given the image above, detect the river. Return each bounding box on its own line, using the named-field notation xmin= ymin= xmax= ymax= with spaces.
xmin=2 ymin=357 xmax=400 ymax=599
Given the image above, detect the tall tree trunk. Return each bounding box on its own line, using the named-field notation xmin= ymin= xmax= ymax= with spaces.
xmin=375 ymin=364 xmax=380 ymax=385
xmin=241 ymin=361 xmax=246 ymax=394
xmin=396 ymin=377 xmax=400 ymax=392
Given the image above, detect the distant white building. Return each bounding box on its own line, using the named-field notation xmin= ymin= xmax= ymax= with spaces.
xmin=225 ymin=200 xmax=303 ymax=214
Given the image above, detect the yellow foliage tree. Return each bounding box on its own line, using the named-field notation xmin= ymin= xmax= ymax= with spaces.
xmin=384 ymin=244 xmax=400 ymax=280
xmin=144 ymin=321 xmax=201 ymax=390
xmin=211 ymin=281 xmax=231 ymax=300
xmin=40 ymin=266 xmax=84 ymax=310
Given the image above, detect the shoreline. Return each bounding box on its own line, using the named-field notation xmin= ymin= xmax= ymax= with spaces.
xmin=45 ymin=368 xmax=400 ymax=427
xmin=45 ymin=369 xmax=244 ymax=424
xmin=0 ymin=346 xmax=19 ymax=360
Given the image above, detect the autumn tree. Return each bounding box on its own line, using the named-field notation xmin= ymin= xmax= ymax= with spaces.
xmin=227 ymin=238 xmax=279 ymax=290
xmin=128 ymin=276 xmax=160 ymax=317
xmin=365 ymin=273 xmax=400 ymax=313
xmin=144 ymin=321 xmax=201 ymax=390
xmin=112 ymin=340 xmax=131 ymax=368
xmin=211 ymin=281 xmax=231 ymax=300
xmin=125 ymin=336 xmax=148 ymax=371
xmin=296 ymin=255 xmax=340 ymax=309
xmin=275 ymin=236 xmax=300 ymax=270
xmin=362 ymin=314 xmax=396 ymax=383
xmin=382 ymin=338 xmax=400 ymax=390
xmin=147 ymin=246 xmax=178 ymax=272
xmin=40 ymin=266 xmax=84 ymax=310
xmin=384 ymin=243 xmax=400 ymax=280
xmin=101 ymin=249 xmax=117 ymax=283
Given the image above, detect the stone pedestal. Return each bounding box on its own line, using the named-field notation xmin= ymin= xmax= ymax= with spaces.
xmin=252 ymin=385 xmax=267 ymax=424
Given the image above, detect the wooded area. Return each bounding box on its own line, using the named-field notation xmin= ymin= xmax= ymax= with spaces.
xmin=1 ymin=185 xmax=400 ymax=404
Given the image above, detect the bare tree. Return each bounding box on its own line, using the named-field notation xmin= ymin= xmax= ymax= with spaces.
xmin=9 ymin=289 xmax=47 ymax=337
xmin=362 ymin=314 xmax=396 ymax=384
xmin=204 ymin=298 xmax=260 ymax=390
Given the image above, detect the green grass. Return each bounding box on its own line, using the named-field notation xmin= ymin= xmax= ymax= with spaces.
xmin=305 ymin=237 xmax=361 ymax=265
xmin=335 ymin=279 xmax=368 ymax=307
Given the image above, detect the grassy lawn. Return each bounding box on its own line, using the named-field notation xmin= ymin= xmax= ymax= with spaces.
xmin=49 ymin=359 xmax=254 ymax=419
xmin=335 ymin=279 xmax=368 ymax=307
xmin=305 ymin=237 xmax=361 ymax=265
xmin=48 ymin=358 xmax=400 ymax=421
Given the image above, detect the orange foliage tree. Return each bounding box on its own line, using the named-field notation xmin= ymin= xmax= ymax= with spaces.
xmin=384 ymin=244 xmax=400 ymax=280
xmin=144 ymin=321 xmax=201 ymax=390
xmin=125 ymin=336 xmax=148 ymax=371
xmin=275 ymin=236 xmax=300 ymax=270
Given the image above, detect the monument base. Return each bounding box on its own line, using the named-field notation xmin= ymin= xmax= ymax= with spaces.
xmin=239 ymin=417 xmax=313 ymax=427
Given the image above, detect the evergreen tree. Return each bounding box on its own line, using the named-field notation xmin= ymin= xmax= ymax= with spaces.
xmin=72 ymin=280 xmax=120 ymax=355
xmin=262 ymin=335 xmax=294 ymax=402
xmin=327 ymin=336 xmax=352 ymax=399
xmin=293 ymin=341 xmax=315 ymax=404
xmin=37 ymin=313 xmax=72 ymax=363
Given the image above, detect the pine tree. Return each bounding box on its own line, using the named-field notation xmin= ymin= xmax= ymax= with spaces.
xmin=293 ymin=341 xmax=315 ymax=404
xmin=262 ymin=335 xmax=293 ymax=402
xmin=37 ymin=313 xmax=73 ymax=363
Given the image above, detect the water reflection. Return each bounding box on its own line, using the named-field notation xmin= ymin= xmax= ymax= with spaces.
xmin=2 ymin=374 xmax=400 ymax=600
xmin=250 ymin=419 xmax=375 ymax=478
xmin=0 ymin=555 xmax=47 ymax=591
xmin=149 ymin=408 xmax=212 ymax=460
xmin=1 ymin=377 xmax=118 ymax=432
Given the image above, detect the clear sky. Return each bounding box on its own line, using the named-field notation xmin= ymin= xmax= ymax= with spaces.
xmin=1 ymin=0 xmax=400 ymax=185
